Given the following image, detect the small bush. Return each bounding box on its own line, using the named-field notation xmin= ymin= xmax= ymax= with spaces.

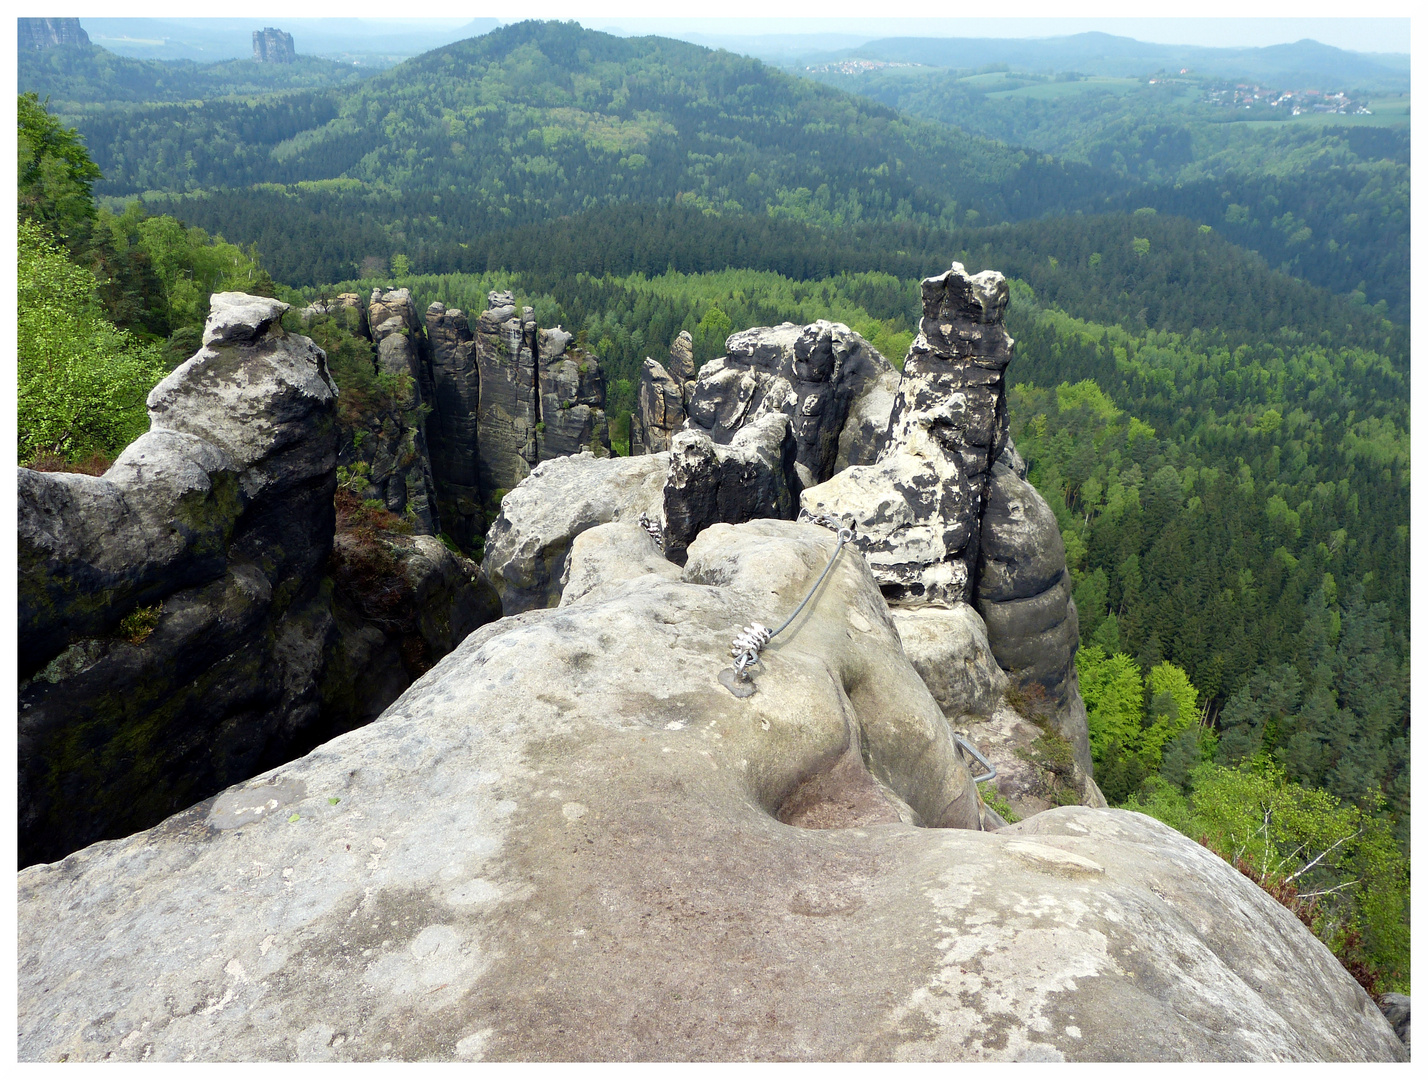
xmin=118 ymin=604 xmax=161 ymax=644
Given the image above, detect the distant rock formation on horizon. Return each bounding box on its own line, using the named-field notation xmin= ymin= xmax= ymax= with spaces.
xmin=252 ymin=27 xmax=296 ymax=64
xmin=19 ymin=17 xmax=90 ymax=50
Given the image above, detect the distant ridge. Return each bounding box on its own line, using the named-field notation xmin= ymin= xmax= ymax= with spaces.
xmin=845 ymin=32 xmax=1409 ymax=91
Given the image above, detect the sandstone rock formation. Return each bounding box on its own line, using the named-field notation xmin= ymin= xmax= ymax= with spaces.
xmin=15 ymin=520 xmax=1404 ymax=1062
xmin=683 ymin=320 xmax=894 ymax=486
xmin=662 ymin=413 xmax=800 ymax=565
xmin=17 ymin=293 xmax=502 ymax=869
xmin=299 ymin=293 xmax=366 ymax=335
xmin=535 ymin=326 xmax=610 ymax=461
xmin=976 ymin=458 xmax=1091 ymax=774
xmin=19 ymin=17 xmax=89 ymax=49
xmin=337 ymin=288 xmax=440 ymax=534
xmin=252 ymin=27 xmax=296 ymax=63
xmin=423 ymin=303 xmax=483 ymax=547
xmin=890 ymin=603 xmax=1008 ymax=722
xmin=629 ymin=356 xmax=687 ymax=455
xmin=17 ymin=294 xmax=340 ymax=866
xmin=480 ymin=450 xmax=670 ymax=614
xmin=471 ymin=292 xmax=611 ymax=500
xmin=801 ymin=265 xmax=1013 ymax=607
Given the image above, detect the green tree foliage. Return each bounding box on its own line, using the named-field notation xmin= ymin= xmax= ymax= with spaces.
xmin=18 ymin=91 xmax=101 ymax=251
xmin=1126 ymin=763 xmax=1409 ymax=993
xmin=18 ymin=219 xmax=165 ymax=463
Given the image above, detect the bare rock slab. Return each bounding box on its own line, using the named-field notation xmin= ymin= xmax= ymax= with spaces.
xmin=15 ymin=522 xmax=1404 ymax=1063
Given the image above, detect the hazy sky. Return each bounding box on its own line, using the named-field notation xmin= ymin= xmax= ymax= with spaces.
xmin=81 ymin=4 xmax=1412 ymax=55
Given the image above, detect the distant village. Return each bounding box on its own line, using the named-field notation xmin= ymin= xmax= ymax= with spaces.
xmin=1195 ymin=79 xmax=1373 ymax=115
xmin=803 ymin=58 xmax=924 ymax=75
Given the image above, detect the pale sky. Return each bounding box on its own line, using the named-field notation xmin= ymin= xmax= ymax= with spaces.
xmin=55 ymin=3 xmax=1414 ymax=55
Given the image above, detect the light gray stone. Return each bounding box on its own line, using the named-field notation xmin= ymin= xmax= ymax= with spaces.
xmin=480 ymin=449 xmax=670 ymax=614
xmin=14 ymin=520 xmax=1404 ymax=1061
xmin=891 ymin=603 xmax=1007 ymax=720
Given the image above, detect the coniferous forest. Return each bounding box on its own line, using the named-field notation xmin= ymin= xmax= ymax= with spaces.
xmin=17 ymin=19 xmax=1410 ymax=994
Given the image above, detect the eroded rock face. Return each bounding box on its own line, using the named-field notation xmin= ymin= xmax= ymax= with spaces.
xmin=685 ymin=320 xmax=894 ymax=488
xmin=630 ymin=356 xmax=686 ymax=455
xmin=975 ymin=461 xmax=1090 ymax=774
xmin=474 ymin=290 xmax=540 ymax=499
xmin=424 ymin=303 xmax=483 ymax=546
xmin=535 ymin=327 xmax=610 ymax=462
xmin=661 ymin=412 xmax=800 ymax=565
xmin=473 ymin=292 xmax=610 ymax=498
xmin=480 ymin=450 xmax=670 ymax=614
xmin=799 ymin=265 xmax=1014 ymax=607
xmin=17 ymin=294 xmax=341 ymax=867
xmin=15 ymin=522 xmax=1404 ymax=1062
xmin=347 ymin=288 xmax=440 ymax=534
xmin=891 ymin=603 xmax=1007 ymax=721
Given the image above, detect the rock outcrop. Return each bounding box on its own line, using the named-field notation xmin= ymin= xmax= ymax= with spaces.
xmin=17 ymin=294 xmax=340 ymax=867
xmin=299 ymin=293 xmax=365 ymax=335
xmin=801 ymin=265 xmax=1013 ymax=607
xmin=15 ymin=520 xmax=1405 ymax=1062
xmin=480 ymin=450 xmax=669 ymax=614
xmin=684 ymin=320 xmax=894 ymax=487
xmin=629 ymin=356 xmax=687 ymax=455
xmin=423 ymin=303 xmax=483 ymax=546
xmin=535 ymin=326 xmax=610 ymax=461
xmin=662 ymin=413 xmax=801 ymax=565
xmin=976 ymin=456 xmax=1091 ymax=774
xmin=338 ymin=288 xmax=440 ymax=534
xmin=19 ymin=17 xmax=90 ymax=49
xmin=472 ymin=291 xmax=611 ymax=500
xmin=252 ymin=27 xmax=296 ymax=63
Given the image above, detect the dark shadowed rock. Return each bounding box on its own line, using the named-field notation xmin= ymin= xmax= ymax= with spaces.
xmin=536 ymin=327 xmax=610 ymax=462
xmin=662 ymin=413 xmax=800 ymax=565
xmin=423 ymin=303 xmax=483 ymax=546
xmin=976 ymin=462 xmax=1089 ymax=774
xmin=685 ymin=320 xmax=893 ymax=487
xmin=17 ymin=293 xmax=341 ymax=867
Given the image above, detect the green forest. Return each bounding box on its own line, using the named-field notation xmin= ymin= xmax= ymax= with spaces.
xmin=16 ymin=18 xmax=1410 ymax=995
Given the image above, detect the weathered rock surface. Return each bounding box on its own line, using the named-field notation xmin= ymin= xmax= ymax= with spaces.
xmin=975 ymin=461 xmax=1089 ymax=774
xmin=423 ymin=303 xmax=483 ymax=546
xmin=17 ymin=293 xmax=341 ymax=867
xmin=473 ymin=291 xmax=540 ymax=499
xmin=835 ymin=363 xmax=900 ymax=471
xmin=535 ymin=327 xmax=610 ymax=462
xmin=480 ymin=450 xmax=670 ymax=614
xmin=342 ymin=288 xmax=440 ymax=534
xmin=15 ymin=521 xmax=1404 ymax=1062
xmin=1378 ymin=993 xmax=1410 ymax=1049
xmin=891 ymin=603 xmax=1007 ymax=721
xmin=19 ymin=17 xmax=90 ymax=49
xmin=666 ymin=328 xmax=697 ymax=387
xmin=630 ymin=356 xmax=687 ymax=456
xmin=252 ymin=26 xmax=295 ymax=63
xmin=799 ymin=265 xmax=1014 ymax=607
xmin=299 ymin=293 xmax=366 ymax=334
xmin=662 ymin=412 xmax=800 ymax=565
xmin=685 ymin=320 xmax=893 ymax=487
xmin=957 ymin=703 xmax=1107 ymax=822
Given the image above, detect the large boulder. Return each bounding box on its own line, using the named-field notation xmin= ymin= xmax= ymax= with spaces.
xmin=685 ymin=320 xmax=894 ymax=488
xmin=480 ymin=450 xmax=670 ymax=614
xmin=661 ymin=412 xmax=800 ymax=565
xmin=891 ymin=603 xmax=1007 ymax=721
xmin=17 ymin=293 xmax=341 ymax=867
xmin=15 ymin=522 xmax=1404 ymax=1062
xmin=799 ymin=265 xmax=1015 ymax=607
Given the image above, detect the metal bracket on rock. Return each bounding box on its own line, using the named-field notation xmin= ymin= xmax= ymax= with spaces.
xmin=720 ymin=511 xmax=856 ymax=698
